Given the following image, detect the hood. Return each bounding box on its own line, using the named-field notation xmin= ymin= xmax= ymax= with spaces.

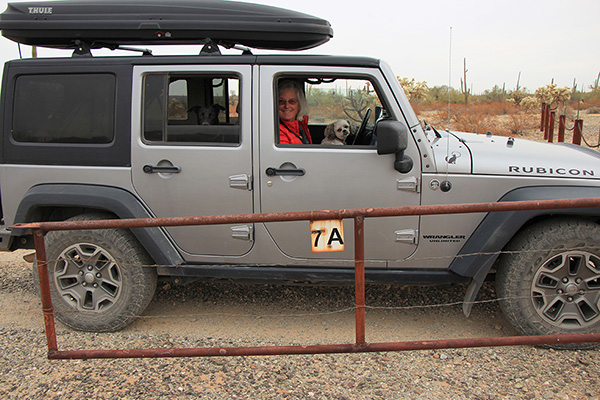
xmin=452 ymin=131 xmax=600 ymax=179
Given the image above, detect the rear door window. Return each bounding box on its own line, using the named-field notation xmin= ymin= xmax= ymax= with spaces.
xmin=143 ymin=74 xmax=240 ymax=145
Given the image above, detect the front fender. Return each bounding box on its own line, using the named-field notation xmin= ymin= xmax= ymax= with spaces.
xmin=451 ymin=186 xmax=600 ymax=316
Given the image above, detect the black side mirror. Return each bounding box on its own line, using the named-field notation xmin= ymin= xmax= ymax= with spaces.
xmin=376 ymin=120 xmax=413 ymax=173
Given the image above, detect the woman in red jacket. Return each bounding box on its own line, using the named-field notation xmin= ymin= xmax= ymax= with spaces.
xmin=278 ymin=80 xmax=312 ymax=144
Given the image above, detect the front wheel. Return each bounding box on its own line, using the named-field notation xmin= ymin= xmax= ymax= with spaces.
xmin=40 ymin=213 xmax=157 ymax=332
xmin=496 ymin=218 xmax=600 ymax=348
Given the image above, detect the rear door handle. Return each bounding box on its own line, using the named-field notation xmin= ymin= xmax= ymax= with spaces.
xmin=143 ymin=164 xmax=182 ymax=174
xmin=265 ymin=167 xmax=305 ymax=177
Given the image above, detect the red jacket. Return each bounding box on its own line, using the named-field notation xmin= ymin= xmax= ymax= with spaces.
xmin=279 ymin=116 xmax=312 ymax=144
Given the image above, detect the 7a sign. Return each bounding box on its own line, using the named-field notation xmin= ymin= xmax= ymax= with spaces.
xmin=310 ymin=220 xmax=345 ymax=252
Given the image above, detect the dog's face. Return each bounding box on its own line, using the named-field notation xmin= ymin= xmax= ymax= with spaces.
xmin=328 ymin=119 xmax=351 ymax=141
xmin=334 ymin=120 xmax=351 ymax=141
xmin=188 ymin=104 xmax=225 ymax=125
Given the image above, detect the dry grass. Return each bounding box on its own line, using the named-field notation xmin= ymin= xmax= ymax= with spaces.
xmin=415 ymin=101 xmax=600 ymax=149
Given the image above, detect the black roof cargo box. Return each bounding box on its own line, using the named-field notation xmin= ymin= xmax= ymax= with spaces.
xmin=0 ymin=0 xmax=333 ymax=51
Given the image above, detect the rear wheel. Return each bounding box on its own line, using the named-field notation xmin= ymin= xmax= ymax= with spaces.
xmin=40 ymin=213 xmax=157 ymax=332
xmin=496 ymin=218 xmax=600 ymax=348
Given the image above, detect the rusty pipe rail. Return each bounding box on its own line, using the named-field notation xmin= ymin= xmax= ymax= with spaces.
xmin=15 ymin=197 xmax=600 ymax=360
xmin=14 ymin=197 xmax=600 ymax=232
xmin=48 ymin=333 xmax=600 ymax=360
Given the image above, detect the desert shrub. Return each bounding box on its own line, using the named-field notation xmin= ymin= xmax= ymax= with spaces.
xmin=535 ymin=84 xmax=571 ymax=107
xmin=507 ymin=90 xmax=529 ymax=106
xmin=425 ymin=85 xmax=464 ymax=104
xmin=519 ymin=96 xmax=540 ymax=111
xmin=481 ymin=85 xmax=508 ymax=103
xmin=397 ymin=77 xmax=428 ymax=102
xmin=505 ymin=106 xmax=538 ymax=136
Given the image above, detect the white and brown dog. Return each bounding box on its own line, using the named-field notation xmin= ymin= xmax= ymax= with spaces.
xmin=321 ymin=119 xmax=352 ymax=145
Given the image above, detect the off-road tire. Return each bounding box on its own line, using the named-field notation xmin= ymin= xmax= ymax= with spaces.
xmin=496 ymin=218 xmax=600 ymax=349
xmin=38 ymin=213 xmax=157 ymax=332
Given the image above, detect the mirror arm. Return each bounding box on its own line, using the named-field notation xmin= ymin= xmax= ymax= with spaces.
xmin=394 ymin=152 xmax=413 ymax=173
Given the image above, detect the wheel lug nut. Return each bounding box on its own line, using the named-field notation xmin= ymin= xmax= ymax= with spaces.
xmin=93 ymin=283 xmax=98 ymax=288
xmin=79 ymin=271 xmax=84 ymax=276
xmin=567 ymin=297 xmax=573 ymax=302
xmin=557 ymin=289 xmax=564 ymax=294
xmin=562 ymin=277 xmax=568 ymax=283
xmin=575 ymin=278 xmax=582 ymax=284
xmin=82 ymin=282 xmax=87 ymax=287
xmin=96 ymin=273 xmax=102 ymax=278
xmin=87 ymin=266 xmax=93 ymax=271
xmin=579 ymin=290 xmax=585 ymax=295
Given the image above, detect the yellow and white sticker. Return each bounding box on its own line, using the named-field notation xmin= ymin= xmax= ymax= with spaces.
xmin=310 ymin=220 xmax=345 ymax=253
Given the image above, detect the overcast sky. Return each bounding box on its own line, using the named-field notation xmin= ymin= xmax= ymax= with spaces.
xmin=0 ymin=0 xmax=598 ymax=93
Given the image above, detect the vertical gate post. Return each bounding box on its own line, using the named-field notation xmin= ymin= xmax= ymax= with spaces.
xmin=558 ymin=114 xmax=566 ymax=142
xmin=354 ymin=216 xmax=366 ymax=346
xmin=33 ymin=229 xmax=59 ymax=354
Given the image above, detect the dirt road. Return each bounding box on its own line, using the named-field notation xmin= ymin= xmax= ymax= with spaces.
xmin=1 ymin=250 xmax=599 ymax=399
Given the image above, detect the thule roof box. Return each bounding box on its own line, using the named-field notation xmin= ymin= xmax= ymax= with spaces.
xmin=0 ymin=0 xmax=333 ymax=52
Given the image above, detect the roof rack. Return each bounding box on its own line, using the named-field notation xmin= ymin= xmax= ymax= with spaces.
xmin=71 ymin=40 xmax=153 ymax=57
xmin=0 ymin=0 xmax=333 ymax=53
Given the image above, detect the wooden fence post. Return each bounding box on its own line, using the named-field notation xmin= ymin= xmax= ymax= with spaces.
xmin=557 ymin=115 xmax=566 ymax=142
xmin=540 ymin=103 xmax=546 ymax=132
xmin=572 ymin=119 xmax=583 ymax=145
xmin=543 ymin=105 xmax=551 ymax=140
xmin=547 ymin=111 xmax=555 ymax=143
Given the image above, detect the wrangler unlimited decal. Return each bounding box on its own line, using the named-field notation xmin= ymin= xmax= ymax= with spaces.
xmin=423 ymin=234 xmax=466 ymax=243
xmin=509 ymin=166 xmax=594 ymax=176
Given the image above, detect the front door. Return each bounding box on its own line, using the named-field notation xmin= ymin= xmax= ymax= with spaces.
xmin=131 ymin=65 xmax=253 ymax=257
xmin=258 ymin=66 xmax=421 ymax=267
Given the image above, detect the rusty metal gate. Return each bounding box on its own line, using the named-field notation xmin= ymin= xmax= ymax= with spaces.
xmin=15 ymin=197 xmax=600 ymax=360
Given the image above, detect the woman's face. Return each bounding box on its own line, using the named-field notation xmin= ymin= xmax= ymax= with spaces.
xmin=278 ymin=88 xmax=299 ymax=122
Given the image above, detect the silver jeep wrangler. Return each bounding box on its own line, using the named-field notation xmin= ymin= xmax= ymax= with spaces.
xmin=0 ymin=0 xmax=599 ymax=341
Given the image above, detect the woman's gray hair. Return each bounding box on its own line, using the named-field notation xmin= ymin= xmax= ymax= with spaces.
xmin=278 ymin=80 xmax=309 ymax=121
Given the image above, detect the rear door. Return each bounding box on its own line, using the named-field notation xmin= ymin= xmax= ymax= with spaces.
xmin=131 ymin=65 xmax=254 ymax=256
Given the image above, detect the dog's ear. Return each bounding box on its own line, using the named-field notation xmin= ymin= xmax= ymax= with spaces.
xmin=187 ymin=105 xmax=201 ymax=124
xmin=212 ymin=104 xmax=226 ymax=112
xmin=350 ymin=123 xmax=357 ymax=135
xmin=324 ymin=123 xmax=334 ymax=139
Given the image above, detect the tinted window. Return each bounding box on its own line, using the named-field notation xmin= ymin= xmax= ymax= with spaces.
xmin=143 ymin=74 xmax=240 ymax=145
xmin=13 ymin=74 xmax=115 ymax=144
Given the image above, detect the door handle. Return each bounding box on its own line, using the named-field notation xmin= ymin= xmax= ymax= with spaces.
xmin=265 ymin=167 xmax=305 ymax=177
xmin=143 ymin=164 xmax=182 ymax=174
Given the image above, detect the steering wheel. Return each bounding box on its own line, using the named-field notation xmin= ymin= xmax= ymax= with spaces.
xmin=351 ymin=108 xmax=372 ymax=145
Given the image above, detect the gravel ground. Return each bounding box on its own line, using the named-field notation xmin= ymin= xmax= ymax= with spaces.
xmin=1 ymin=250 xmax=599 ymax=399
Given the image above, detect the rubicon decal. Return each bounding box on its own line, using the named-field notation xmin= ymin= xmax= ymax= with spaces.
xmin=423 ymin=234 xmax=466 ymax=243
xmin=509 ymin=166 xmax=594 ymax=177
